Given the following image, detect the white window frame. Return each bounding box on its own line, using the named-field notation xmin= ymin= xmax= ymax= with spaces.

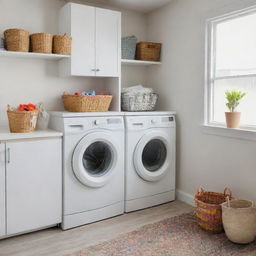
xmin=203 ymin=5 xmax=256 ymax=141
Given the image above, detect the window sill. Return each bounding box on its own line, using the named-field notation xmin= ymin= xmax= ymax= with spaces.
xmin=201 ymin=124 xmax=256 ymax=141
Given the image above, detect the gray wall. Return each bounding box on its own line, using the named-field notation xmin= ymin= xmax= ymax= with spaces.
xmin=146 ymin=0 xmax=256 ymax=201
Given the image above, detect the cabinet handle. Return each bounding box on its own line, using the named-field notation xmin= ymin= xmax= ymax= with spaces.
xmin=91 ymin=68 xmax=96 ymax=71
xmin=96 ymin=69 xmax=100 ymax=72
xmin=7 ymin=148 xmax=10 ymax=164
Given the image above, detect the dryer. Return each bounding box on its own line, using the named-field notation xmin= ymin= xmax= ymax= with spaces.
xmin=124 ymin=112 xmax=176 ymax=212
xmin=50 ymin=112 xmax=124 ymax=230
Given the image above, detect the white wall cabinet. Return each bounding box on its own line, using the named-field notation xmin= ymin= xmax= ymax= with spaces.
xmin=0 ymin=143 xmax=5 ymax=237
xmin=60 ymin=3 xmax=121 ymax=77
xmin=0 ymin=138 xmax=62 ymax=238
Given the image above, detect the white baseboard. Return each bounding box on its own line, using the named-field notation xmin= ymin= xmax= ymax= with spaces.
xmin=176 ymin=190 xmax=195 ymax=206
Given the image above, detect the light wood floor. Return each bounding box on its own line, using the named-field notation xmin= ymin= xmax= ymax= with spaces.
xmin=0 ymin=201 xmax=193 ymax=256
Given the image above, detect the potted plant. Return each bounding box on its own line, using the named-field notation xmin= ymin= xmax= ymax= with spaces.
xmin=225 ymin=89 xmax=246 ymax=128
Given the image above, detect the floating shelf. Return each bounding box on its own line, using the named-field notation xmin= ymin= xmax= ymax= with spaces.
xmin=121 ymin=59 xmax=161 ymax=66
xmin=0 ymin=49 xmax=71 ymax=60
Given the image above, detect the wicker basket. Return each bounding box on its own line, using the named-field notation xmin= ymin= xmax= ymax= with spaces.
xmin=194 ymin=187 xmax=232 ymax=233
xmin=62 ymin=93 xmax=112 ymax=112
xmin=4 ymin=29 xmax=29 ymax=52
xmin=7 ymin=105 xmax=40 ymax=133
xmin=30 ymin=33 xmax=53 ymax=53
xmin=121 ymin=93 xmax=158 ymax=112
xmin=136 ymin=42 xmax=161 ymax=62
xmin=53 ymin=34 xmax=72 ymax=55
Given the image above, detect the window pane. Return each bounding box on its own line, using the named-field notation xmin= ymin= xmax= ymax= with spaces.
xmin=216 ymin=12 xmax=256 ymax=77
xmin=213 ymin=77 xmax=256 ymax=126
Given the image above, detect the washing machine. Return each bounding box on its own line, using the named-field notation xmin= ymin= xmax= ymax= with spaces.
xmin=124 ymin=112 xmax=176 ymax=212
xmin=50 ymin=112 xmax=124 ymax=230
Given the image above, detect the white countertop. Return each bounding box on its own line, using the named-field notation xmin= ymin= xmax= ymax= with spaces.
xmin=0 ymin=127 xmax=63 ymax=141
xmin=50 ymin=111 xmax=125 ymax=117
xmin=123 ymin=111 xmax=176 ymax=116
xmin=50 ymin=111 xmax=176 ymax=117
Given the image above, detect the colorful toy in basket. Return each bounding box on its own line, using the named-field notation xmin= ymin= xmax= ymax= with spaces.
xmin=194 ymin=187 xmax=233 ymax=233
xmin=7 ymin=104 xmax=42 ymax=133
xmin=62 ymin=91 xmax=112 ymax=112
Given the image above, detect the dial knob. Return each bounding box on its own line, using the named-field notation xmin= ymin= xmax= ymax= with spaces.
xmin=151 ymin=119 xmax=156 ymax=124
xmin=94 ymin=120 xmax=100 ymax=125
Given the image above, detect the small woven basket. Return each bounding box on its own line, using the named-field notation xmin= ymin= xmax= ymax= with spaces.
xmin=136 ymin=41 xmax=161 ymax=62
xmin=194 ymin=187 xmax=233 ymax=233
xmin=62 ymin=93 xmax=112 ymax=112
xmin=7 ymin=105 xmax=41 ymax=133
xmin=53 ymin=34 xmax=72 ymax=55
xmin=4 ymin=29 xmax=29 ymax=52
xmin=30 ymin=33 xmax=53 ymax=53
xmin=121 ymin=93 xmax=158 ymax=112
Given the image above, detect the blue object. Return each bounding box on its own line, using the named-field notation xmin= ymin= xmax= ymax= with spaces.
xmin=81 ymin=90 xmax=96 ymax=96
xmin=122 ymin=36 xmax=137 ymax=60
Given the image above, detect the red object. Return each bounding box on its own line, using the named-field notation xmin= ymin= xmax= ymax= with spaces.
xmin=17 ymin=103 xmax=36 ymax=111
xmin=74 ymin=92 xmax=82 ymax=96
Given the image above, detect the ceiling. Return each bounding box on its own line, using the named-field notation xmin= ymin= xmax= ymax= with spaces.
xmin=82 ymin=0 xmax=173 ymax=13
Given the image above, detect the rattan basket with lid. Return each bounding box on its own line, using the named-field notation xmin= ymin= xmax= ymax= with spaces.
xmin=53 ymin=34 xmax=72 ymax=55
xmin=30 ymin=33 xmax=53 ymax=53
xmin=4 ymin=29 xmax=29 ymax=52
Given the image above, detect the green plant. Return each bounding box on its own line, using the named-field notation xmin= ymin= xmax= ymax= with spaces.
xmin=225 ymin=89 xmax=246 ymax=112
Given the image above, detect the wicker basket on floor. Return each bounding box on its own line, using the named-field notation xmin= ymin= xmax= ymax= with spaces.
xmin=4 ymin=29 xmax=30 ymax=52
xmin=7 ymin=105 xmax=41 ymax=133
xmin=62 ymin=92 xmax=112 ymax=112
xmin=136 ymin=41 xmax=161 ymax=61
xmin=53 ymin=34 xmax=72 ymax=55
xmin=194 ymin=187 xmax=233 ymax=233
xmin=30 ymin=33 xmax=53 ymax=53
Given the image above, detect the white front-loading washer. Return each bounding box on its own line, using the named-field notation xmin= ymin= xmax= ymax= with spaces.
xmin=124 ymin=112 xmax=176 ymax=212
xmin=50 ymin=112 xmax=124 ymax=230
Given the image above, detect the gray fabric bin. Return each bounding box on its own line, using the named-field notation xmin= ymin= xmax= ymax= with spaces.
xmin=122 ymin=36 xmax=137 ymax=60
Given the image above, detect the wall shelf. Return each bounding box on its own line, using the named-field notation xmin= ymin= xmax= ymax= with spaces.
xmin=0 ymin=49 xmax=71 ymax=60
xmin=121 ymin=59 xmax=161 ymax=66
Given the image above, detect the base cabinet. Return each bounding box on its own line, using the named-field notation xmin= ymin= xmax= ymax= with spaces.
xmin=0 ymin=138 xmax=62 ymax=238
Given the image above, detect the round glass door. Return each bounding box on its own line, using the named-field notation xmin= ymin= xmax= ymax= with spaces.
xmin=82 ymin=142 xmax=112 ymax=177
xmin=72 ymin=132 xmax=117 ymax=188
xmin=142 ymin=139 xmax=167 ymax=172
xmin=134 ymin=132 xmax=170 ymax=182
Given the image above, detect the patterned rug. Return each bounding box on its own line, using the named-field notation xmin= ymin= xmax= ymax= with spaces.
xmin=68 ymin=213 xmax=256 ymax=256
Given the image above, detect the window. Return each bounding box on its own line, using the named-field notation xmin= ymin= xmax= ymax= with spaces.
xmin=206 ymin=8 xmax=256 ymax=128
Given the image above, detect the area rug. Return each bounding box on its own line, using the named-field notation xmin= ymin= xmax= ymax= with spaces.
xmin=68 ymin=213 xmax=256 ymax=256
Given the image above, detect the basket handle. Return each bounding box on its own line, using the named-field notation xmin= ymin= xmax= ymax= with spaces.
xmin=224 ymin=187 xmax=232 ymax=198
xmin=197 ymin=186 xmax=204 ymax=194
xmin=226 ymin=196 xmax=230 ymax=208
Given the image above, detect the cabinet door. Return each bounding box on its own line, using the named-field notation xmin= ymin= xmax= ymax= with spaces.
xmin=95 ymin=8 xmax=121 ymax=77
xmin=0 ymin=143 xmax=5 ymax=237
xmin=6 ymin=139 xmax=62 ymax=235
xmin=71 ymin=4 xmax=95 ymax=76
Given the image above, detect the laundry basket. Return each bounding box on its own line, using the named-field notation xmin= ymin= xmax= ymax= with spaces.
xmin=194 ymin=187 xmax=232 ymax=233
xmin=121 ymin=93 xmax=158 ymax=112
xmin=222 ymin=199 xmax=256 ymax=244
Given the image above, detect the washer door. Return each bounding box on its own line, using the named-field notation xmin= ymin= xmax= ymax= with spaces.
xmin=72 ymin=132 xmax=117 ymax=188
xmin=134 ymin=131 xmax=170 ymax=182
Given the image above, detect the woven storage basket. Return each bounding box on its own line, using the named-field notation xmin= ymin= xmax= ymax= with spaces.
xmin=121 ymin=93 xmax=158 ymax=112
xmin=4 ymin=29 xmax=29 ymax=52
xmin=222 ymin=199 xmax=256 ymax=244
xmin=7 ymin=105 xmax=40 ymax=133
xmin=62 ymin=93 xmax=112 ymax=112
xmin=30 ymin=33 xmax=53 ymax=53
xmin=136 ymin=42 xmax=161 ymax=62
xmin=194 ymin=187 xmax=232 ymax=233
xmin=53 ymin=34 xmax=72 ymax=55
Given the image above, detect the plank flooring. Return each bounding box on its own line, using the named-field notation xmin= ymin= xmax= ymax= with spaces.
xmin=0 ymin=201 xmax=193 ymax=256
